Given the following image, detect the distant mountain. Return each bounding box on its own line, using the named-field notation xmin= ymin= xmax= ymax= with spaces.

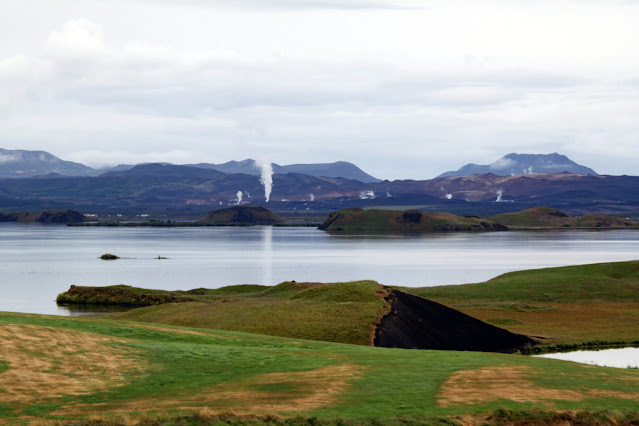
xmin=0 ymin=148 xmax=98 ymax=178
xmin=437 ymin=153 xmax=597 ymax=178
xmin=104 ymin=159 xmax=380 ymax=182
xmin=185 ymin=159 xmax=381 ymax=183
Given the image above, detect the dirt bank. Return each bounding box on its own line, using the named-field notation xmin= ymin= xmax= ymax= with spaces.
xmin=374 ymin=288 xmax=535 ymax=353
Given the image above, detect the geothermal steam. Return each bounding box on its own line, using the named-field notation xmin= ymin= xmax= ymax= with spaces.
xmin=254 ymin=159 xmax=273 ymax=202
xmin=236 ymin=191 xmax=243 ymax=205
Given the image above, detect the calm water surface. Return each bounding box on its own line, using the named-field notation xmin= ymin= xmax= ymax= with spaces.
xmin=1 ymin=224 xmax=638 ymax=316
xmin=536 ymin=347 xmax=639 ymax=369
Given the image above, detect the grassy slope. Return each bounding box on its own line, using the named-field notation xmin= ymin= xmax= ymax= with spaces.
xmin=116 ymin=281 xmax=389 ymax=346
xmin=1 ymin=312 xmax=639 ymax=424
xmin=405 ymin=260 xmax=639 ymax=345
xmin=488 ymin=206 xmax=639 ymax=229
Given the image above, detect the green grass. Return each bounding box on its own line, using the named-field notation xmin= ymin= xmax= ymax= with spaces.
xmin=1 ymin=312 xmax=639 ymax=424
xmin=115 ymin=281 xmax=388 ymax=346
xmin=403 ymin=260 xmax=639 ymax=346
xmin=406 ymin=260 xmax=639 ymax=303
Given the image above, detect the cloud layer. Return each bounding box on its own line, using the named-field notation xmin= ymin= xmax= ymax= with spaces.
xmin=1 ymin=0 xmax=638 ymax=179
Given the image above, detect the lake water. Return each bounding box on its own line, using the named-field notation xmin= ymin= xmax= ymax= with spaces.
xmin=536 ymin=347 xmax=639 ymax=369
xmin=1 ymin=224 xmax=638 ymax=316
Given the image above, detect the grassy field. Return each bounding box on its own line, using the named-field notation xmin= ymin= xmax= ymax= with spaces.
xmin=114 ymin=281 xmax=389 ymax=346
xmin=1 ymin=312 xmax=639 ymax=425
xmin=405 ymin=260 xmax=639 ymax=347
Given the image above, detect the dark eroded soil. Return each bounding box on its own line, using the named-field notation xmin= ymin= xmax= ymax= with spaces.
xmin=374 ymin=288 xmax=535 ymax=353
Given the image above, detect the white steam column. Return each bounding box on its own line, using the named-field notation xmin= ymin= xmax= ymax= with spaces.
xmin=254 ymin=159 xmax=273 ymax=202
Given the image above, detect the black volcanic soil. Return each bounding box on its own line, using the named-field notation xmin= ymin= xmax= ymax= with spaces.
xmin=374 ymin=288 xmax=535 ymax=353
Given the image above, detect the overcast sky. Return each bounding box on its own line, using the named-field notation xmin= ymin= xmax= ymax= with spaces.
xmin=1 ymin=0 xmax=638 ymax=180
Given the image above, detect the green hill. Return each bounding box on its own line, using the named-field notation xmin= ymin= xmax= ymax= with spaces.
xmin=115 ymin=280 xmax=386 ymax=346
xmin=488 ymin=206 xmax=639 ymax=229
xmin=319 ymin=208 xmax=507 ymax=231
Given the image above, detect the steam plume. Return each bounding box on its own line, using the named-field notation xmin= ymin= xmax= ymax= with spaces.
xmin=495 ymin=190 xmax=503 ymax=202
xmin=236 ymin=191 xmax=243 ymax=205
xmin=309 ymin=193 xmax=315 ymax=202
xmin=254 ymin=159 xmax=273 ymax=202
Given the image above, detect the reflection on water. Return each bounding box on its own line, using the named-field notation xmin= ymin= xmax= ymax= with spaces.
xmin=535 ymin=347 xmax=639 ymax=369
xmin=0 ymin=225 xmax=638 ymax=316
xmin=57 ymin=304 xmax=135 ymax=316
xmin=261 ymin=225 xmax=273 ymax=287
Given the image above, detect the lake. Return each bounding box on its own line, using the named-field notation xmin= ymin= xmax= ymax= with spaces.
xmin=1 ymin=224 xmax=638 ymax=316
xmin=536 ymin=347 xmax=639 ymax=369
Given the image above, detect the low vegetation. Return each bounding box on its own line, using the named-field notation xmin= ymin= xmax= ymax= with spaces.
xmin=405 ymin=260 xmax=639 ymax=347
xmin=1 ymin=312 xmax=639 ymax=424
xmin=113 ymin=281 xmax=388 ymax=346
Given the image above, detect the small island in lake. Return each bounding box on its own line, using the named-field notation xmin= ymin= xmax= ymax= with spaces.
xmin=318 ymin=208 xmax=508 ymax=231
xmin=198 ymin=205 xmax=285 ymax=226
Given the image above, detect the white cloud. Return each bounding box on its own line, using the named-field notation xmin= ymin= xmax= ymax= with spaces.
xmin=0 ymin=2 xmax=638 ymax=179
xmin=47 ymin=19 xmax=104 ymax=55
xmin=0 ymin=152 xmax=21 ymax=164
xmin=489 ymin=157 xmax=516 ymax=170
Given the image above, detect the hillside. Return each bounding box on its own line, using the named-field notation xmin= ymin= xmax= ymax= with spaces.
xmin=437 ymin=153 xmax=597 ymax=177
xmin=488 ymin=206 xmax=639 ymax=229
xmin=0 ymin=209 xmax=85 ymax=224
xmin=60 ymin=281 xmax=532 ymax=352
xmin=406 ymin=260 xmax=639 ymax=346
xmin=2 ymin=312 xmax=639 ymax=424
xmin=319 ymin=208 xmax=508 ymax=231
xmin=199 ymin=205 xmax=285 ymax=225
xmin=0 ymin=148 xmax=97 ymax=178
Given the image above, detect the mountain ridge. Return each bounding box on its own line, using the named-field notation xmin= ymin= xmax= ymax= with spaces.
xmin=438 ymin=153 xmax=597 ymax=178
xmin=0 ymin=148 xmax=380 ymax=182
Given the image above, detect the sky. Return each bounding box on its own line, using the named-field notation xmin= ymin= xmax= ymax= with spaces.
xmin=1 ymin=0 xmax=638 ymax=180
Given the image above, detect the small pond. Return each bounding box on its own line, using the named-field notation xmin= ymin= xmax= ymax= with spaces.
xmin=535 ymin=347 xmax=639 ymax=369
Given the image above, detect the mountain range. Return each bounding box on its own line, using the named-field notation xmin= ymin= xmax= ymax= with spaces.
xmin=0 ymin=149 xmax=380 ymax=182
xmin=0 ymin=149 xmax=637 ymax=217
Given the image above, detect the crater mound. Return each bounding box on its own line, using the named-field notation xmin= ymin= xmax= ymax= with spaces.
xmin=199 ymin=205 xmax=284 ymax=226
